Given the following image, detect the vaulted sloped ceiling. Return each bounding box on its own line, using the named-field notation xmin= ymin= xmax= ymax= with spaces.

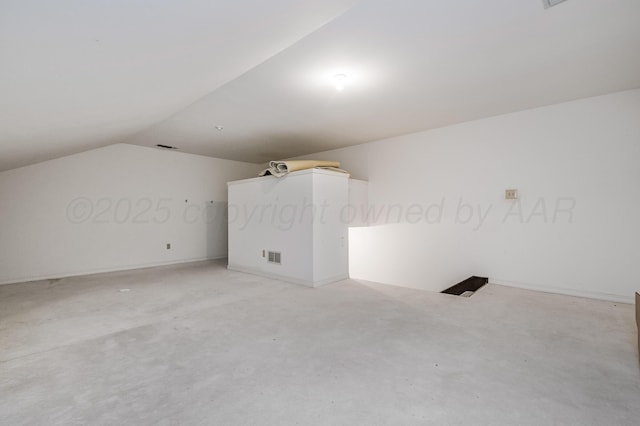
xmin=2 ymin=0 xmax=640 ymax=171
xmin=0 ymin=0 xmax=361 ymax=171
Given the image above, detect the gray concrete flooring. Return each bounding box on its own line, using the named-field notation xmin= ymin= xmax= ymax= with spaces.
xmin=1 ymin=260 xmax=638 ymax=425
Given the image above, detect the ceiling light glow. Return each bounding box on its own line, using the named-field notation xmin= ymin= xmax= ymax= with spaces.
xmin=334 ymin=74 xmax=347 ymax=91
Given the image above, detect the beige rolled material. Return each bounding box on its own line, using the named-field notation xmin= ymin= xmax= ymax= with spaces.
xmin=259 ymin=160 xmax=348 ymax=177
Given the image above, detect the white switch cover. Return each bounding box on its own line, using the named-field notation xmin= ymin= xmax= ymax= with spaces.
xmin=505 ymin=189 xmax=518 ymax=200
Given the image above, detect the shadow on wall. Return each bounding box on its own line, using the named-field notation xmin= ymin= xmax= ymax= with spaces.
xmin=204 ymin=201 xmax=229 ymax=259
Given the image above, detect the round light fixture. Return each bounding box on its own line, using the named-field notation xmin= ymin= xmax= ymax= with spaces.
xmin=334 ymin=74 xmax=347 ymax=91
xmin=215 ymin=125 xmax=224 ymax=131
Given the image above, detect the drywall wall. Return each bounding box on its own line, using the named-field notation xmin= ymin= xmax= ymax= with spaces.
xmin=294 ymin=89 xmax=640 ymax=302
xmin=228 ymin=172 xmax=315 ymax=285
xmin=311 ymin=171 xmax=349 ymax=284
xmin=0 ymin=144 xmax=260 ymax=284
xmin=227 ymin=169 xmax=349 ymax=287
xmin=347 ymin=179 xmax=369 ymax=227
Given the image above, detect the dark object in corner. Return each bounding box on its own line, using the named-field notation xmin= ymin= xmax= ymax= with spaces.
xmin=156 ymin=144 xmax=178 ymax=150
xmin=636 ymin=292 xmax=640 ymax=362
xmin=441 ymin=276 xmax=488 ymax=297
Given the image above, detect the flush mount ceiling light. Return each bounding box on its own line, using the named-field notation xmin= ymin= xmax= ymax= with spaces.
xmin=333 ymin=74 xmax=347 ymax=91
xmin=215 ymin=125 xmax=224 ymax=131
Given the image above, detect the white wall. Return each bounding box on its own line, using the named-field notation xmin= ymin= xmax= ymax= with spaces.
xmin=311 ymin=171 xmax=349 ymax=284
xmin=347 ymin=179 xmax=369 ymax=227
xmin=228 ymin=172 xmax=315 ymax=285
xmin=294 ymin=89 xmax=640 ymax=302
xmin=0 ymin=144 xmax=260 ymax=284
xmin=227 ymin=169 xmax=349 ymax=287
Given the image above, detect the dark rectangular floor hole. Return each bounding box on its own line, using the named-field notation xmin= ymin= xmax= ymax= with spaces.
xmin=441 ymin=276 xmax=488 ymax=297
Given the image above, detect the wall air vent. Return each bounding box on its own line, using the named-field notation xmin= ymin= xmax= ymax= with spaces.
xmin=156 ymin=144 xmax=178 ymax=150
xmin=268 ymin=251 xmax=281 ymax=265
xmin=542 ymin=0 xmax=568 ymax=9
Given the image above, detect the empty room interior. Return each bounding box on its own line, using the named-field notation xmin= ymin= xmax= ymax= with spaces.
xmin=1 ymin=0 xmax=640 ymax=424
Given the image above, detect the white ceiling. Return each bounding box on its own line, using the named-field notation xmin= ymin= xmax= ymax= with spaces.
xmin=2 ymin=0 xmax=640 ymax=170
xmin=0 ymin=0 xmax=360 ymax=171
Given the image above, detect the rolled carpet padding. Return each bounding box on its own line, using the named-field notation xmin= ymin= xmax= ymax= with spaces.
xmin=259 ymin=160 xmax=348 ymax=177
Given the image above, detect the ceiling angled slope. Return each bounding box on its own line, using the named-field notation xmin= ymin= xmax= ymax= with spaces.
xmin=127 ymin=0 xmax=640 ymax=164
xmin=0 ymin=0 xmax=362 ymax=171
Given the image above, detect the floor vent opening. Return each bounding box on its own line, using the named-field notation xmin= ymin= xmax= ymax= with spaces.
xmin=441 ymin=276 xmax=488 ymax=297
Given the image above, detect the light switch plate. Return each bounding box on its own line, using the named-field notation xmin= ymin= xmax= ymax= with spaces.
xmin=505 ymin=189 xmax=518 ymax=200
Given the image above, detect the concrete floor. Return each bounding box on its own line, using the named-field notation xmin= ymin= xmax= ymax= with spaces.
xmin=1 ymin=260 xmax=638 ymax=425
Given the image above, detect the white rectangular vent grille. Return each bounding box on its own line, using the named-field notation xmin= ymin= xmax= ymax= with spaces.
xmin=268 ymin=251 xmax=281 ymax=264
xmin=542 ymin=0 xmax=568 ymax=8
